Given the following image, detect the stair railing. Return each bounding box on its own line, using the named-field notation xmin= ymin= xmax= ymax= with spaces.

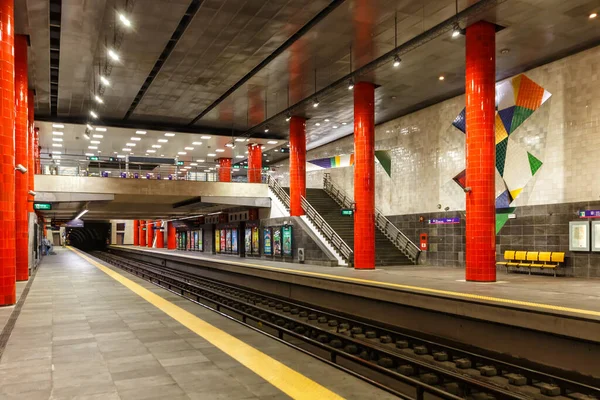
xmin=266 ymin=175 xmax=290 ymax=209
xmin=301 ymin=195 xmax=353 ymax=264
xmin=323 ymin=173 xmax=421 ymax=263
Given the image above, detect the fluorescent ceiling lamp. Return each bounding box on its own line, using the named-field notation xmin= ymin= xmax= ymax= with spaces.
xmin=122 ymin=148 xmax=131 ymax=152
xmin=86 ymin=124 xmax=94 ymax=130
xmin=88 ymin=146 xmax=98 ymax=150
xmin=52 ymin=131 xmax=63 ymax=136
xmin=117 ymin=155 xmax=126 ymax=158
xmin=52 ymin=138 xmax=63 ymax=142
xmin=225 ymin=143 xmax=234 ymax=148
xmin=200 ymin=135 xmax=211 ymax=139
xmin=190 ymin=163 xmax=198 ymax=166
xmin=147 ymin=150 xmax=156 ymax=153
xmin=90 ymin=111 xmax=98 ymax=118
xmin=92 ymin=134 xmax=103 ymax=138
xmin=158 ymin=139 xmax=168 ymax=143
xmin=152 ymin=145 xmax=161 ymax=148
xmin=95 ymin=127 xmax=107 ymax=132
xmin=235 ymin=155 xmax=244 ymax=159
xmin=126 ymin=143 xmax=136 ymax=147
xmin=215 ymin=149 xmax=225 ymax=153
xmin=178 ymin=152 xmax=187 ymax=155
xmin=234 ymin=138 xmax=245 ymax=142
xmin=94 ymin=95 xmax=103 ymax=104
xmin=165 ymin=133 xmax=175 ymax=137
xmin=267 ymin=140 xmax=278 ymax=144
xmin=130 ymin=137 xmax=141 ymax=141
xmin=108 ymin=49 xmax=119 ymax=61
xmin=192 ymin=142 xmax=202 ymax=145
xmin=196 ymin=159 xmax=205 ymax=162
xmin=53 ymin=155 xmax=61 ymax=159
xmin=52 ymin=144 xmax=62 ymax=147
xmin=90 ymin=140 xmax=100 ymax=144
xmin=118 ymin=13 xmax=131 ymax=27
xmin=74 ymin=209 xmax=88 ymax=220
xmin=100 ymin=76 xmax=110 ymax=86
xmin=207 ymin=153 xmax=216 ymax=157
xmin=136 ymin=130 xmax=146 ymax=134
xmin=52 ymin=151 xmax=62 ymax=155
xmin=52 ymin=124 xmax=64 ymax=128
xmin=184 ymin=147 xmax=194 ymax=150
xmin=85 ymin=153 xmax=94 ymax=156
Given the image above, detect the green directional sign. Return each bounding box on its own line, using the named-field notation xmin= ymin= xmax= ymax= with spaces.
xmin=341 ymin=208 xmax=354 ymax=216
xmin=177 ymin=161 xmax=184 ymax=166
xmin=88 ymin=156 xmax=99 ymax=161
xmin=34 ymin=203 xmax=52 ymax=211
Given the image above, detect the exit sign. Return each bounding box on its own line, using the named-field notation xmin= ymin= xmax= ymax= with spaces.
xmin=34 ymin=203 xmax=52 ymax=210
xmin=341 ymin=208 xmax=354 ymax=216
xmin=177 ymin=161 xmax=184 ymax=166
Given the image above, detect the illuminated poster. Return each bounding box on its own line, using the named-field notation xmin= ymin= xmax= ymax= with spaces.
xmin=263 ymin=228 xmax=272 ymax=256
xmin=232 ymin=229 xmax=238 ymax=253
xmin=282 ymin=225 xmax=293 ymax=257
xmin=187 ymin=231 xmax=191 ymax=251
xmin=194 ymin=231 xmax=199 ymax=250
xmin=220 ymin=229 xmax=226 ymax=253
xmin=198 ymin=229 xmax=203 ymax=251
xmin=251 ymin=227 xmax=260 ymax=255
xmin=215 ymin=229 xmax=221 ymax=253
xmin=245 ymin=228 xmax=252 ymax=254
xmin=226 ymin=229 xmax=232 ymax=252
xmin=569 ymin=221 xmax=590 ymax=251
xmin=273 ymin=228 xmax=282 ymax=256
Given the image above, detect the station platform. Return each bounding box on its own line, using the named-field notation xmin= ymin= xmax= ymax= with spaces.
xmin=0 ymin=247 xmax=395 ymax=400
xmin=108 ymin=245 xmax=600 ymax=378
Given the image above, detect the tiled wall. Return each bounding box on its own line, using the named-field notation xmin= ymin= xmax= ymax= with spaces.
xmin=272 ymin=45 xmax=600 ymax=216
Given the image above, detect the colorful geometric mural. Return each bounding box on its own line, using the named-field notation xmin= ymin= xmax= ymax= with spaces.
xmin=451 ymin=74 xmax=551 ymax=232
xmin=308 ymin=154 xmax=354 ymax=169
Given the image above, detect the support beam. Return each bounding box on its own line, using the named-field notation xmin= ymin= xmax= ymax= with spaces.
xmin=156 ymin=220 xmax=164 ymax=248
xmin=218 ymin=158 xmax=232 ymax=182
xmin=15 ymin=34 xmax=28 ymax=281
xmin=133 ymin=220 xmax=139 ymax=246
xmin=289 ymin=116 xmax=306 ymax=216
xmin=167 ymin=221 xmax=176 ymax=250
xmin=247 ymin=144 xmax=262 ymax=183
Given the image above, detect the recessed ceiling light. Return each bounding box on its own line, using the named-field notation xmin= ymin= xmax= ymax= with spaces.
xmin=234 ymin=138 xmax=245 ymax=142
xmin=52 ymin=151 xmax=61 ymax=154
xmin=88 ymin=146 xmax=98 ymax=149
xmin=52 ymin=144 xmax=62 ymax=147
xmin=126 ymin=143 xmax=136 ymax=147
xmin=52 ymin=138 xmax=63 ymax=142
xmin=108 ymin=49 xmax=119 ymax=61
xmin=313 ymin=99 xmax=319 ymax=108
xmin=92 ymin=134 xmax=103 ymax=138
xmin=267 ymin=140 xmax=278 ymax=144
xmin=160 ymin=154 xmax=164 ymax=157
xmin=245 ymin=151 xmax=248 ymax=154
xmin=152 ymin=145 xmax=161 ymax=148
xmin=342 ymin=122 xmax=347 ymax=125
xmin=158 ymin=139 xmax=168 ymax=143
xmin=147 ymin=150 xmax=156 ymax=153
xmin=207 ymin=153 xmax=216 ymax=157
xmin=85 ymin=153 xmax=94 ymax=157
xmin=90 ymin=111 xmax=98 ymax=118
xmin=235 ymin=155 xmax=244 ymax=159
xmin=136 ymin=130 xmax=146 ymax=135
xmin=393 ymin=55 xmax=401 ymax=68
xmin=315 ymin=123 xmax=321 ymax=126
xmin=263 ymin=153 xmax=267 ymax=156
xmin=439 ymin=75 xmax=445 ymax=81
xmin=333 ymin=125 xmax=338 ymax=129
xmin=196 ymin=159 xmax=205 ymax=162
xmin=117 ymin=155 xmax=126 ymax=158
xmin=130 ymin=137 xmax=141 ymax=141
xmin=324 ymin=119 xmax=330 ymax=122
xmin=52 ymin=124 xmax=64 ymax=128
xmin=178 ymin=152 xmax=187 ymax=155
xmin=95 ymin=127 xmax=106 ymax=132
xmin=192 ymin=142 xmax=202 ymax=145
xmin=100 ymin=76 xmax=110 ymax=86
xmin=589 ymin=12 xmax=597 ymax=19
xmin=90 ymin=140 xmax=100 ymax=144
xmin=123 ymin=148 xmax=131 ymax=152
xmin=94 ymin=95 xmax=104 ymax=104
xmin=52 ymin=131 xmax=63 ymax=136
xmin=215 ymin=149 xmax=225 ymax=153
xmin=184 ymin=147 xmax=194 ymax=151
xmin=200 ymin=135 xmax=211 ymax=139
xmin=225 ymin=143 xmax=235 ymax=148
xmin=190 ymin=163 xmax=198 ymax=166
xmin=118 ymin=13 xmax=132 ymax=27
xmin=165 ymin=133 xmax=175 ymax=137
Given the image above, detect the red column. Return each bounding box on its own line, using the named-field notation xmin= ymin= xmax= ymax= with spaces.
xmin=353 ymin=82 xmax=375 ymax=270
xmin=218 ymin=158 xmax=232 ymax=182
xmin=465 ymin=21 xmax=496 ymax=282
xmin=27 ymin=90 xmax=34 ymax=213
xmin=289 ymin=116 xmax=306 ymax=216
xmin=147 ymin=221 xmax=154 ymax=247
xmin=247 ymin=143 xmax=262 ymax=183
xmin=0 ymin=0 xmax=16 ymax=305
xmin=133 ymin=220 xmax=139 ymax=245
xmin=167 ymin=221 xmax=176 ymax=250
xmin=156 ymin=221 xmax=164 ymax=248
xmin=139 ymin=221 xmax=146 ymax=246
xmin=15 ymin=34 xmax=28 ymax=282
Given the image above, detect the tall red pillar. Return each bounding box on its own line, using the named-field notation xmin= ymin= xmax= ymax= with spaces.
xmin=465 ymin=21 xmax=496 ymax=282
xmin=353 ymin=82 xmax=375 ymax=270
xmin=27 ymin=90 xmax=34 ymax=213
xmin=15 ymin=35 xmax=29 ymax=282
xmin=167 ymin=221 xmax=176 ymax=250
xmin=156 ymin=221 xmax=164 ymax=248
xmin=139 ymin=221 xmax=146 ymax=246
xmin=289 ymin=116 xmax=306 ymax=216
xmin=247 ymin=143 xmax=262 ymax=183
xmin=0 ymin=0 xmax=16 ymax=305
xmin=133 ymin=220 xmax=139 ymax=246
xmin=218 ymin=158 xmax=232 ymax=182
xmin=147 ymin=221 xmax=154 ymax=248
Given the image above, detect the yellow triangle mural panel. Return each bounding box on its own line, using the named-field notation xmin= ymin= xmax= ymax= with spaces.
xmin=510 ymin=188 xmax=523 ymax=200
xmin=512 ymin=75 xmax=522 ymax=103
xmin=495 ymin=114 xmax=509 ymax=144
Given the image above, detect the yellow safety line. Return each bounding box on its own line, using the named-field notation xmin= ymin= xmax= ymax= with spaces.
xmin=113 ymin=246 xmax=600 ymax=318
xmin=68 ymin=247 xmax=344 ymax=400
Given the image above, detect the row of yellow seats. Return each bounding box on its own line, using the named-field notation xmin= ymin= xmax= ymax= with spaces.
xmin=497 ymin=251 xmax=565 ymax=276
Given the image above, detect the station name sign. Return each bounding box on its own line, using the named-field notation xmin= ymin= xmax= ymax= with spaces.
xmin=34 ymin=203 xmax=52 ymax=210
xmin=428 ymin=217 xmax=460 ymax=225
xmin=579 ymin=210 xmax=600 ymax=218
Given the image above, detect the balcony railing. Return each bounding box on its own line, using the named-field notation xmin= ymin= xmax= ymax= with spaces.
xmin=323 ymin=173 xmax=421 ymax=263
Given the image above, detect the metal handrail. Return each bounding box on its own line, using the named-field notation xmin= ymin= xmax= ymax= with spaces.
xmin=266 ymin=175 xmax=290 ymax=209
xmin=323 ymin=173 xmax=421 ymax=263
xmin=301 ymin=195 xmax=353 ymax=264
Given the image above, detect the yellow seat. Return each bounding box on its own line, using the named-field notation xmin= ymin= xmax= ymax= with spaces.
xmin=519 ymin=251 xmax=538 ymax=268
xmin=507 ymin=251 xmax=526 ymax=266
xmin=529 ymin=252 xmax=563 ymax=277
xmin=496 ymin=250 xmax=515 ymax=266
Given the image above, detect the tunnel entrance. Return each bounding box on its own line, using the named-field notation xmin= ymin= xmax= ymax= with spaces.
xmin=66 ymin=222 xmax=111 ymax=251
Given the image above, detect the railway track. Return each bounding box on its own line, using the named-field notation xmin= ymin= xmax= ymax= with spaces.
xmin=93 ymin=250 xmax=599 ymax=400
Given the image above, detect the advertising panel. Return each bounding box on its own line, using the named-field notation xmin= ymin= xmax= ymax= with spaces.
xmin=251 ymin=227 xmax=260 ymax=255
xmin=215 ymin=229 xmax=221 ymax=253
xmin=273 ymin=227 xmax=282 ymax=256
xmin=226 ymin=229 xmax=232 ymax=252
xmin=232 ymin=229 xmax=238 ymax=253
xmin=220 ymin=229 xmax=226 ymax=253
xmin=569 ymin=221 xmax=590 ymax=252
xmin=198 ymin=229 xmax=203 ymax=251
xmin=282 ymin=225 xmax=293 ymax=257
xmin=263 ymin=228 xmax=272 ymax=256
xmin=186 ymin=231 xmax=191 ymax=251
xmin=245 ymin=228 xmax=252 ymax=254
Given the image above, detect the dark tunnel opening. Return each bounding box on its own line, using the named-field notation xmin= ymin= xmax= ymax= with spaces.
xmin=66 ymin=222 xmax=111 ymax=251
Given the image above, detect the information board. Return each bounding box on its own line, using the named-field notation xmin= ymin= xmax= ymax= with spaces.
xmin=569 ymin=221 xmax=590 ymax=252
xmin=273 ymin=228 xmax=282 ymax=256
xmin=592 ymin=221 xmax=600 ymax=252
xmin=263 ymin=228 xmax=272 ymax=256
xmin=282 ymin=225 xmax=293 ymax=257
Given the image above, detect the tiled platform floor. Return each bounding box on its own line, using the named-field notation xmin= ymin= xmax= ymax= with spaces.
xmin=117 ymin=246 xmax=600 ymax=320
xmin=0 ymin=248 xmax=395 ymax=400
xmin=0 ymin=281 xmax=28 ymax=335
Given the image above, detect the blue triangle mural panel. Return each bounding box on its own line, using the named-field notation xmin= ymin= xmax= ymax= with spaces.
xmin=452 ymin=108 xmax=466 ymax=134
xmin=498 ymin=106 xmax=515 ymax=135
xmin=495 ymin=190 xmax=511 ymax=209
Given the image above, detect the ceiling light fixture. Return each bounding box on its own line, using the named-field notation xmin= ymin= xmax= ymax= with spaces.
xmin=100 ymin=76 xmax=110 ymax=86
xmin=135 ymin=130 xmax=146 ymax=135
xmin=165 ymin=133 xmax=175 ymax=137
xmin=152 ymin=145 xmax=161 ymax=148
xmin=235 ymin=155 xmax=244 ymax=159
xmin=439 ymin=75 xmax=445 ymax=81
xmin=452 ymin=23 xmax=461 ymax=38
xmin=90 ymin=140 xmax=100 ymax=144
xmin=92 ymin=134 xmax=103 ymax=138
xmin=90 ymin=111 xmax=98 ymax=118
xmin=147 ymin=149 xmax=156 ymax=153
xmin=342 ymin=122 xmax=347 ymax=125
xmin=234 ymin=138 xmax=245 ymax=142
xmin=108 ymin=49 xmax=119 ymax=61
xmin=207 ymin=153 xmax=216 ymax=157
xmin=333 ymin=125 xmax=338 ymax=129
xmin=52 ymin=131 xmax=63 ymax=136
xmin=315 ymin=123 xmax=321 ymax=126
xmin=52 ymin=124 xmax=64 ymax=128
xmin=94 ymin=95 xmax=104 ymax=104
xmin=130 ymin=137 xmax=141 ymax=141
xmin=285 ymin=114 xmax=291 ymax=122
xmin=126 ymin=143 xmax=136 ymax=147
xmin=196 ymin=159 xmax=205 ymax=162
xmin=86 ymin=124 xmax=94 ymax=130
xmin=95 ymin=127 xmax=106 ymax=132
xmin=184 ymin=147 xmax=194 ymax=151
xmin=192 ymin=142 xmax=202 ymax=145
xmin=117 ymin=155 xmax=126 ymax=158
xmin=264 ymin=126 xmax=269 ymax=133
xmin=200 ymin=135 xmax=211 ymax=139
xmin=178 ymin=152 xmax=187 ymax=155
xmin=88 ymin=146 xmax=98 ymax=150
xmin=393 ymin=55 xmax=401 ymax=68
xmin=267 ymin=140 xmax=278 ymax=144
xmin=215 ymin=149 xmax=225 ymax=153
xmin=118 ymin=13 xmax=132 ymax=27
xmin=589 ymin=12 xmax=597 ymax=19
xmin=85 ymin=153 xmax=94 ymax=157
xmin=158 ymin=139 xmax=168 ymax=143
xmin=52 ymin=144 xmax=62 ymax=147
xmin=122 ymin=148 xmax=131 ymax=152
xmin=313 ymin=99 xmax=319 ymax=108
xmin=190 ymin=163 xmax=198 ymax=166
xmin=52 ymin=151 xmax=61 ymax=155
xmin=52 ymin=138 xmax=63 ymax=142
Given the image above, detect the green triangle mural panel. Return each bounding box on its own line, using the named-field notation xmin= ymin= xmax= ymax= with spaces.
xmin=510 ymin=106 xmax=534 ymax=134
xmin=375 ymin=150 xmax=392 ymax=177
xmin=527 ymin=152 xmax=543 ymax=176
xmin=495 ymin=138 xmax=508 ymax=177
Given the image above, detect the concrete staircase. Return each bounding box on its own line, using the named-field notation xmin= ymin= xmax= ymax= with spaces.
xmin=287 ymin=188 xmax=413 ymax=266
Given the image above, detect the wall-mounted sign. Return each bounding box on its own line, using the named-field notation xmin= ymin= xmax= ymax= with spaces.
xmin=428 ymin=217 xmax=460 ymax=225
xmin=579 ymin=210 xmax=600 ymax=218
xmin=34 ymin=203 xmax=52 ymax=211
xmin=340 ymin=209 xmax=354 ymax=216
xmin=282 ymin=225 xmax=293 ymax=257
xmin=177 ymin=161 xmax=185 ymax=166
xmin=592 ymin=221 xmax=600 ymax=252
xmin=569 ymin=221 xmax=590 ymax=252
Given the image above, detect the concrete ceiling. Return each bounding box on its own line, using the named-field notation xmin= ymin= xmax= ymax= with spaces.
xmin=17 ymin=0 xmax=600 ymax=151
